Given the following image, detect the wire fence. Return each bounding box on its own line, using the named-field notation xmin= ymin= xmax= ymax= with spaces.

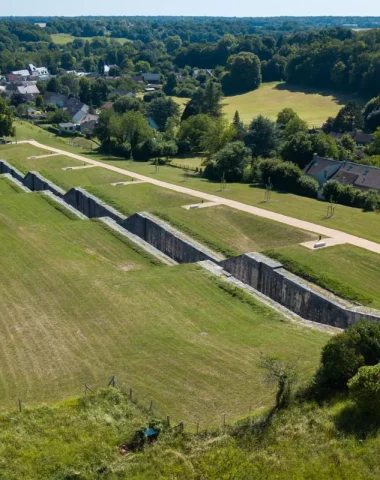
xmin=14 ymin=374 xmax=266 ymax=435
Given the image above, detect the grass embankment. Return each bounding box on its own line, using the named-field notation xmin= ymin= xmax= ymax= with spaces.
xmin=51 ymin=33 xmax=130 ymax=45
xmin=0 ymin=177 xmax=22 ymax=194
xmin=6 ymin=123 xmax=380 ymax=244
xmin=1 ymin=388 xmax=379 ymax=479
xmin=156 ymin=205 xmax=315 ymax=257
xmin=0 ymin=190 xmax=328 ymax=424
xmin=173 ymin=81 xmax=363 ymax=126
xmin=86 ymin=182 xmax=201 ymax=216
xmin=265 ymin=244 xmax=380 ymax=309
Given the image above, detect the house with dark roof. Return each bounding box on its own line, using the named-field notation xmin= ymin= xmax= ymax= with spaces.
xmin=305 ymin=154 xmax=380 ymax=193
xmin=65 ymin=98 xmax=90 ymax=123
xmin=304 ymin=154 xmax=342 ymax=186
xmin=330 ymin=162 xmax=380 ymax=191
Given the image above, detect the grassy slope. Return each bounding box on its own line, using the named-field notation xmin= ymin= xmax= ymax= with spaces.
xmin=1 ymin=389 xmax=379 ymax=480
xmin=4 ymin=125 xmax=380 ymax=244
xmin=0 ymin=177 xmax=21 ymax=194
xmin=0 ymin=191 xmax=328 ymax=424
xmin=265 ymin=244 xmax=380 ymax=309
xmin=156 ymin=205 xmax=315 ymax=257
xmin=87 ymin=182 xmax=201 ymax=216
xmin=173 ymin=82 xmax=364 ymax=126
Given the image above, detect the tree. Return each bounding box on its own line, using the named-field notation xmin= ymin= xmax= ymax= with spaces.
xmin=222 ymin=52 xmax=262 ymax=95
xmin=367 ymin=127 xmax=380 ymax=155
xmin=205 ymin=141 xmax=252 ymax=182
xmin=109 ymin=111 xmax=152 ymax=151
xmin=280 ymin=132 xmax=313 ymax=168
xmin=366 ymin=109 xmax=380 ymax=132
xmin=163 ymin=72 xmax=178 ymax=95
xmin=282 ymin=117 xmax=308 ymax=140
xmin=245 ymin=115 xmax=278 ymax=158
xmin=178 ymin=114 xmax=214 ymax=153
xmin=312 ymin=133 xmax=339 ymax=159
xmin=147 ymin=96 xmax=180 ymax=131
xmin=259 ymin=355 xmax=298 ymax=410
xmin=333 ymin=102 xmax=364 ymax=132
xmin=49 ymin=109 xmax=71 ymax=125
xmin=91 ymin=78 xmax=108 ymax=107
xmin=113 ymin=96 xmax=141 ymax=114
xmin=277 ymin=108 xmax=299 ymax=126
xmin=200 ymin=117 xmax=236 ymax=158
xmin=181 ymin=81 xmax=223 ymax=120
xmin=35 ymin=95 xmax=44 ymax=109
xmin=79 ymin=77 xmax=92 ymax=104
xmin=232 ymin=111 xmax=246 ymax=141
xmin=47 ymin=76 xmax=60 ymax=93
xmin=0 ymin=97 xmax=15 ymax=137
xmin=315 ymin=320 xmax=380 ymax=393
xmin=165 ymin=36 xmax=182 ymax=54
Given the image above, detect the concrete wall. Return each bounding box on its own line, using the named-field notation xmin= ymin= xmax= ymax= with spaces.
xmin=122 ymin=212 xmax=223 ymax=264
xmin=23 ymin=171 xmax=65 ymax=197
xmin=0 ymin=160 xmax=24 ymax=183
xmin=221 ymin=252 xmax=380 ymax=329
xmin=63 ymin=187 xmax=127 ymax=223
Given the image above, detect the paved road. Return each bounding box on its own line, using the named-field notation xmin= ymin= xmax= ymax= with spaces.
xmin=21 ymin=140 xmax=380 ymax=255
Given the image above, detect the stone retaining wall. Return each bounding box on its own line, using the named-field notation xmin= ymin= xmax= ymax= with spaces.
xmin=221 ymin=252 xmax=380 ymax=328
xmin=23 ymin=171 xmax=65 ymax=197
xmin=0 ymin=160 xmax=24 ymax=183
xmin=63 ymin=187 xmax=127 ymax=223
xmin=122 ymin=212 xmax=224 ymax=264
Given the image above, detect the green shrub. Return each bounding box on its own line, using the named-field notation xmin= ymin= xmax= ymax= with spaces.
xmin=348 ymin=364 xmax=380 ymax=414
xmin=315 ymin=321 xmax=380 ymax=394
xmin=297 ymin=175 xmax=319 ymax=198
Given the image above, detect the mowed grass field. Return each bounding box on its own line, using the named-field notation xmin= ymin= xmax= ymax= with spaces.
xmin=156 ymin=205 xmax=315 ymax=257
xmin=265 ymin=244 xmax=380 ymax=309
xmin=0 ymin=188 xmax=329 ymax=425
xmin=87 ymin=182 xmax=201 ymax=216
xmin=51 ymin=34 xmax=130 ymax=45
xmin=3 ymin=129 xmax=380 ymax=244
xmin=173 ymin=82 xmax=364 ymax=127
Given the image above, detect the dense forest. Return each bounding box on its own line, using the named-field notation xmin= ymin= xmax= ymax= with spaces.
xmin=0 ymin=18 xmax=380 ymax=97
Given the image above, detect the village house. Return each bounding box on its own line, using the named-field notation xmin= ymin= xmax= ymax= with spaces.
xmin=142 ymin=72 xmax=160 ymax=83
xmin=64 ymin=97 xmax=90 ymax=123
xmin=58 ymin=123 xmax=81 ymax=135
xmin=43 ymin=92 xmax=68 ymax=108
xmin=305 ymin=153 xmax=380 ymax=192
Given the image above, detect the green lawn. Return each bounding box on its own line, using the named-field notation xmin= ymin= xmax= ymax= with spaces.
xmin=51 ymin=34 xmax=131 ymax=45
xmin=86 ymin=182 xmax=201 ymax=216
xmin=8 ymin=122 xmax=380 ymax=244
xmin=40 ymin=166 xmax=134 ymax=191
xmin=0 ymin=189 xmax=328 ymax=425
xmin=156 ymin=205 xmax=315 ymax=257
xmin=265 ymin=244 xmax=380 ymax=309
xmin=50 ymin=33 xmax=76 ymax=44
xmin=173 ymin=82 xmax=364 ymax=127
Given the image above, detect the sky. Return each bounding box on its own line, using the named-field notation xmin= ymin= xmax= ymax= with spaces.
xmin=2 ymin=0 xmax=380 ymax=17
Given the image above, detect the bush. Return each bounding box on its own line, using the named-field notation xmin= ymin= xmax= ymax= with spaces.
xmin=322 ymin=180 xmax=380 ymax=211
xmin=315 ymin=320 xmax=380 ymax=394
xmin=348 ymin=364 xmax=380 ymax=415
xmin=297 ymin=175 xmax=319 ymax=198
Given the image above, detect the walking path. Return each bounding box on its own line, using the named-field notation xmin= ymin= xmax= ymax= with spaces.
xmin=19 ymin=140 xmax=380 ymax=255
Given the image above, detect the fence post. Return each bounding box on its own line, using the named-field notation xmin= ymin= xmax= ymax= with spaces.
xmin=196 ymin=422 xmax=199 ymax=434
xmin=149 ymin=400 xmax=153 ymax=411
xmin=129 ymin=388 xmax=133 ymax=401
xmin=18 ymin=399 xmax=22 ymax=412
xmin=167 ymin=415 xmax=170 ymax=427
xmin=223 ymin=413 xmax=226 ymax=428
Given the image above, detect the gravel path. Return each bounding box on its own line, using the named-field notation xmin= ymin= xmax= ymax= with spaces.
xmin=20 ymin=140 xmax=380 ymax=255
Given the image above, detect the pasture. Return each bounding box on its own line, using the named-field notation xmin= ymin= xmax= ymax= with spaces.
xmin=173 ymin=81 xmax=363 ymax=127
xmin=0 ymin=187 xmax=328 ymax=424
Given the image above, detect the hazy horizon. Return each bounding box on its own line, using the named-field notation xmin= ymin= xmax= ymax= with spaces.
xmin=1 ymin=0 xmax=380 ymax=18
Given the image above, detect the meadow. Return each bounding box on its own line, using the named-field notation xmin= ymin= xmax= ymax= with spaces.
xmin=173 ymin=81 xmax=364 ymax=126
xmin=0 ymin=186 xmax=328 ymax=425
xmin=51 ymin=33 xmax=130 ymax=45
